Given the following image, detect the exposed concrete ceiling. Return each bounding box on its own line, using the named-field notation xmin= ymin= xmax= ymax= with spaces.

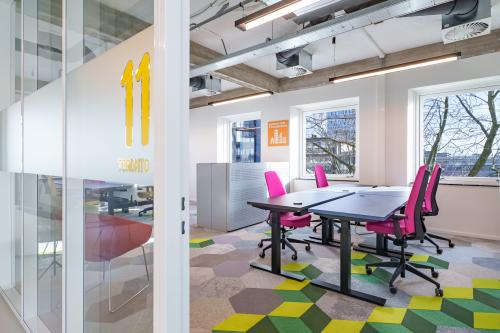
xmin=190 ymin=28 xmax=500 ymax=108
xmin=189 ymin=0 xmax=500 ymax=105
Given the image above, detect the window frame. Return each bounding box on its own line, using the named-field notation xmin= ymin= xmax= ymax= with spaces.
xmin=300 ymin=104 xmax=360 ymax=181
xmin=416 ymin=82 xmax=500 ymax=187
xmin=217 ymin=112 xmax=262 ymax=163
xmin=230 ymin=119 xmax=262 ymax=163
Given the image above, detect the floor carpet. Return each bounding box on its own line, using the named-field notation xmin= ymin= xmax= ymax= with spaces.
xmin=189 ymin=222 xmax=500 ymax=333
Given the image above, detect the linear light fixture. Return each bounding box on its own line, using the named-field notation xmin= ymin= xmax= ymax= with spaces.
xmin=235 ymin=0 xmax=322 ymax=31
xmin=209 ymin=92 xmax=274 ymax=106
xmin=330 ymin=53 xmax=461 ymax=84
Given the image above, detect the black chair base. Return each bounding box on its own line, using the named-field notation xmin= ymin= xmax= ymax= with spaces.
xmin=313 ymin=220 xmax=340 ymax=233
xmin=258 ymin=229 xmax=311 ymax=261
xmin=420 ymin=232 xmax=455 ymax=254
xmin=365 ymin=240 xmax=442 ymax=296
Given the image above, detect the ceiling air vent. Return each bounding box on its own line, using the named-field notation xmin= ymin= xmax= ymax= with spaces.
xmin=441 ymin=0 xmax=491 ymax=44
xmin=276 ymin=48 xmax=313 ymax=78
xmin=442 ymin=19 xmax=490 ymax=43
xmin=190 ymin=75 xmax=221 ymax=96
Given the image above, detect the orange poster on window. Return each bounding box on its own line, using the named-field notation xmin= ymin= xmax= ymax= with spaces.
xmin=268 ymin=120 xmax=289 ymax=147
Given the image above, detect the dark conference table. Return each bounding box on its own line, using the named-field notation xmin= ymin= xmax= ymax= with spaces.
xmin=310 ymin=186 xmax=412 ymax=257
xmin=350 ymin=187 xmax=413 ymax=258
xmin=309 ymin=193 xmax=409 ymax=305
xmin=247 ymin=186 xmax=412 ymax=305
xmin=247 ymin=190 xmax=353 ymax=281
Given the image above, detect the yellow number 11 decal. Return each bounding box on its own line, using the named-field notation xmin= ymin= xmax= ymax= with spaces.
xmin=121 ymin=52 xmax=151 ymax=147
xmin=136 ymin=53 xmax=150 ymax=146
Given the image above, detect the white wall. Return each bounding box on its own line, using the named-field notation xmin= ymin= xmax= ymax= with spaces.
xmin=190 ymin=52 xmax=500 ymax=240
xmin=190 ymin=76 xmax=387 ymax=199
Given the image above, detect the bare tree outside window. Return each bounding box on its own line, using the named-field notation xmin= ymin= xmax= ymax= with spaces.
xmin=304 ymin=108 xmax=356 ymax=176
xmin=423 ymin=90 xmax=500 ymax=178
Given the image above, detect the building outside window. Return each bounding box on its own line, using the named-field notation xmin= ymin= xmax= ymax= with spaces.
xmin=420 ymin=88 xmax=500 ymax=181
xmin=231 ymin=120 xmax=261 ymax=163
xmin=301 ymin=106 xmax=357 ymax=178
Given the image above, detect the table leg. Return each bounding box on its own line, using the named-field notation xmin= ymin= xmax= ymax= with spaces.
xmin=250 ymin=210 xmax=304 ymax=281
xmin=311 ymin=219 xmax=386 ymax=306
xmin=340 ymin=220 xmax=351 ymax=292
xmin=308 ymin=217 xmax=341 ymax=248
xmin=271 ymin=211 xmax=281 ymax=274
xmin=355 ymin=234 xmax=413 ymax=258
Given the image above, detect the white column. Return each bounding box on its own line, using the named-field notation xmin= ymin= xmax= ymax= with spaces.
xmin=153 ymin=0 xmax=190 ymax=331
xmin=62 ymin=0 xmax=85 ymax=331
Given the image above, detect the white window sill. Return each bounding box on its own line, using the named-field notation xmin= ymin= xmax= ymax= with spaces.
xmin=439 ymin=177 xmax=500 ymax=187
xmin=299 ymin=176 xmax=359 ymax=182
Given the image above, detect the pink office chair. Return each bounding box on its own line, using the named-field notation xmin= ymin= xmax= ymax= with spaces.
xmin=419 ymin=164 xmax=454 ymax=253
xmin=364 ymin=165 xmax=443 ymax=296
xmin=257 ymin=171 xmax=312 ymax=261
xmin=314 ymin=164 xmax=329 ymax=188
xmin=312 ymin=165 xmax=341 ymax=234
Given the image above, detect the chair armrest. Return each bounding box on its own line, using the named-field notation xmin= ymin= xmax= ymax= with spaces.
xmin=390 ymin=215 xmax=404 ymax=239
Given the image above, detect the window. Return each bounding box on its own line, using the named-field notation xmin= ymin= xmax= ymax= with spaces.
xmin=301 ymin=105 xmax=358 ymax=178
xmin=420 ymin=88 xmax=500 ymax=182
xmin=231 ymin=119 xmax=261 ymax=163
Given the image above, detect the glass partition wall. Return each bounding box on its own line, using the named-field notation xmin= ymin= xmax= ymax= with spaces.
xmin=0 ymin=0 xmax=155 ymax=332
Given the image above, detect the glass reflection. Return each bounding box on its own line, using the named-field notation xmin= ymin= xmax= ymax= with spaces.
xmin=84 ymin=180 xmax=153 ymax=332
xmin=37 ymin=176 xmax=63 ymax=333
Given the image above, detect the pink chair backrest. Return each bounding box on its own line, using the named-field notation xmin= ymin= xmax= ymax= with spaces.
xmin=404 ymin=165 xmax=429 ymax=235
xmin=314 ymin=165 xmax=329 ymax=188
xmin=264 ymin=171 xmax=287 ymax=198
xmin=423 ymin=164 xmax=441 ymax=214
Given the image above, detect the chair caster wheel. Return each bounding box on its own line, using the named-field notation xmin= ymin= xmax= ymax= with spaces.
xmin=435 ymin=288 xmax=443 ymax=297
xmin=291 ymin=254 xmax=298 ymax=261
xmin=258 ymin=241 xmax=263 ymax=248
xmin=390 ymin=286 xmax=397 ymax=294
xmin=432 ymin=271 xmax=439 ymax=278
xmin=437 ymin=248 xmax=443 ymax=255
xmin=366 ymin=267 xmax=372 ymax=275
xmin=305 ymin=245 xmax=311 ymax=251
xmin=449 ymin=243 xmax=455 ymax=248
xmin=259 ymin=252 xmax=265 ymax=258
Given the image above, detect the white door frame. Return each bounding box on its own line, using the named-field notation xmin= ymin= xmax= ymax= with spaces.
xmin=153 ymin=0 xmax=190 ymax=332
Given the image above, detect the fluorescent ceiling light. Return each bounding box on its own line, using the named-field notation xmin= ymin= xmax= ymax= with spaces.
xmin=209 ymin=92 xmax=273 ymax=106
xmin=330 ymin=54 xmax=460 ymax=83
xmin=235 ymin=0 xmax=322 ymax=31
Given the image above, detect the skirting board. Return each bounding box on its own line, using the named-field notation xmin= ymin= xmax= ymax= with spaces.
xmin=427 ymin=227 xmax=500 ymax=241
xmin=0 ymin=289 xmax=30 ymax=333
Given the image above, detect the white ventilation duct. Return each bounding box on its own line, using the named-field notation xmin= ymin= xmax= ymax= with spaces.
xmin=276 ymin=47 xmax=313 ymax=78
xmin=190 ymin=75 xmax=222 ymax=96
xmin=190 ymin=0 xmax=454 ymax=78
xmin=404 ymin=0 xmax=492 ymax=44
xmin=441 ymin=0 xmax=491 ymax=43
